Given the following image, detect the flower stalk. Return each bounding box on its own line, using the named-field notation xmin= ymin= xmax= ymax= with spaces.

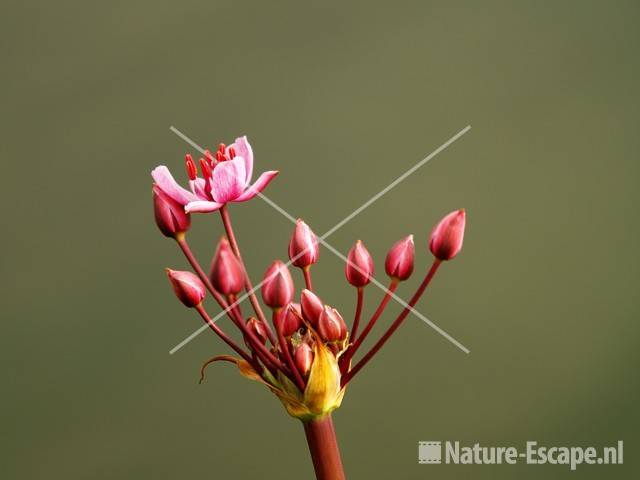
xmin=303 ymin=414 xmax=346 ymax=480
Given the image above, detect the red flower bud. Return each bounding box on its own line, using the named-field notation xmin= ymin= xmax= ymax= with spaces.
xmin=153 ymin=184 xmax=191 ymax=238
xmin=294 ymin=343 xmax=314 ymax=376
xmin=288 ymin=219 xmax=319 ymax=268
xmin=385 ymin=235 xmax=415 ymax=281
xmin=209 ymin=237 xmax=245 ymax=295
xmin=429 ymin=209 xmax=466 ymax=261
xmin=318 ymin=306 xmax=347 ymax=342
xmin=345 ymin=240 xmax=374 ymax=287
xmin=261 ymin=260 xmax=294 ymax=309
xmin=246 ymin=317 xmax=268 ymax=346
xmin=166 ymin=269 xmax=206 ymax=308
xmin=300 ymin=289 xmax=323 ymax=327
xmin=280 ymin=303 xmax=303 ymax=337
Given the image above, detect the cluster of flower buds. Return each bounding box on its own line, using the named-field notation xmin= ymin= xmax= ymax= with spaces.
xmin=152 ymin=135 xmax=466 ymax=421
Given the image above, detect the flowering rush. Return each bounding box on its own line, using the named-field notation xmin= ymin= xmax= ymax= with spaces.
xmin=151 ymin=136 xmax=467 ymax=480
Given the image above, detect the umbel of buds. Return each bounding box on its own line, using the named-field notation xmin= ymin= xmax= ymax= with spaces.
xmin=166 ymin=269 xmax=206 ymax=307
xmin=429 ymin=209 xmax=466 ymax=261
xmin=289 ymin=219 xmax=319 ymax=268
xmin=151 ymin=135 xmax=468 ymax=480
xmin=209 ymin=237 xmax=244 ymax=295
xmin=345 ymin=240 xmax=374 ymax=287
xmin=385 ymin=235 xmax=415 ymax=281
xmin=261 ymin=260 xmax=294 ymax=309
xmin=153 ymin=184 xmax=191 ymax=238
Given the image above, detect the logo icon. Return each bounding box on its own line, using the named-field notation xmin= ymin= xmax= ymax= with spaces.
xmin=419 ymin=441 xmax=442 ymax=464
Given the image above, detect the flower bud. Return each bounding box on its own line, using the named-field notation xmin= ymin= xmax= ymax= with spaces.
xmin=385 ymin=235 xmax=415 ymax=281
xmin=429 ymin=209 xmax=466 ymax=261
xmin=153 ymin=184 xmax=191 ymax=238
xmin=261 ymin=260 xmax=294 ymax=309
xmin=209 ymin=237 xmax=244 ymax=295
xmin=281 ymin=303 xmax=303 ymax=336
xmin=294 ymin=343 xmax=314 ymax=376
xmin=166 ymin=269 xmax=206 ymax=308
xmin=345 ymin=240 xmax=374 ymax=287
xmin=300 ymin=289 xmax=323 ymax=327
xmin=288 ymin=219 xmax=319 ymax=268
xmin=318 ymin=306 xmax=347 ymax=343
xmin=246 ymin=317 xmax=268 ymax=346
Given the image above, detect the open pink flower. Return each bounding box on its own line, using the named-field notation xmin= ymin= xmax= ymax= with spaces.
xmin=151 ymin=136 xmax=278 ymax=214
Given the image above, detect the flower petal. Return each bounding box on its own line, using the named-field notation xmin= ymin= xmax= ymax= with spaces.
xmin=233 ymin=171 xmax=279 ymax=202
xmin=232 ymin=136 xmax=253 ymax=187
xmin=151 ymin=166 xmax=197 ymax=205
xmin=189 ymin=178 xmax=208 ymax=200
xmin=185 ymin=200 xmax=224 ymax=213
xmin=210 ymin=157 xmax=247 ymax=203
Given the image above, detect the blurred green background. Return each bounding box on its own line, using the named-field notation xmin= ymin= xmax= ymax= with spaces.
xmin=2 ymin=1 xmax=639 ymax=478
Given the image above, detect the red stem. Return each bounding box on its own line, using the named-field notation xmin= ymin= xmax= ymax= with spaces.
xmin=194 ymin=304 xmax=254 ymax=366
xmin=303 ymin=266 xmax=313 ymax=290
xmin=226 ymin=294 xmax=280 ymax=374
xmin=350 ymin=288 xmax=364 ymax=341
xmin=342 ymin=260 xmax=442 ymax=385
xmin=274 ymin=310 xmax=306 ymax=391
xmin=303 ymin=415 xmax=346 ymax=480
xmin=339 ymin=287 xmax=363 ymax=375
xmin=344 ymin=280 xmax=398 ymax=363
xmin=176 ymin=235 xmax=231 ymax=316
xmin=219 ymin=206 xmax=277 ymax=345
xmin=177 ymin=236 xmax=286 ymax=373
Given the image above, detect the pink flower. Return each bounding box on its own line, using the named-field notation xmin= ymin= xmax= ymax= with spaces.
xmin=209 ymin=237 xmax=245 ymax=295
xmin=294 ymin=343 xmax=314 ymax=376
xmin=288 ymin=219 xmax=319 ymax=268
xmin=385 ymin=235 xmax=415 ymax=281
xmin=281 ymin=303 xmax=303 ymax=337
xmin=345 ymin=240 xmax=374 ymax=287
xmin=151 ymin=136 xmax=278 ymax=214
xmin=166 ymin=269 xmax=206 ymax=308
xmin=318 ymin=306 xmax=348 ymax=342
xmin=429 ymin=209 xmax=466 ymax=261
xmin=152 ymin=184 xmax=191 ymax=238
xmin=300 ymin=289 xmax=323 ymax=327
xmin=261 ymin=260 xmax=295 ymax=309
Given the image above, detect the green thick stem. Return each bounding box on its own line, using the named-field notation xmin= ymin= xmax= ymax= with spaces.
xmin=303 ymin=414 xmax=346 ymax=480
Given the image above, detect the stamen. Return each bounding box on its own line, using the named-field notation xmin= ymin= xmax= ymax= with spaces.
xmin=217 ymin=143 xmax=226 ymax=153
xmin=185 ymin=154 xmax=197 ymax=180
xmin=228 ymin=147 xmax=236 ymax=159
xmin=215 ymin=151 xmax=225 ymax=162
xmin=199 ymin=157 xmax=212 ymax=178
xmin=204 ymin=149 xmax=215 ymax=165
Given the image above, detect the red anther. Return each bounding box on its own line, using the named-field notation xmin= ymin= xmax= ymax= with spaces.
xmin=228 ymin=147 xmax=236 ymax=159
xmin=199 ymin=157 xmax=212 ymax=178
xmin=215 ymin=151 xmax=225 ymax=162
xmin=217 ymin=143 xmax=226 ymax=153
xmin=185 ymin=154 xmax=197 ymax=180
xmin=204 ymin=149 xmax=215 ymax=164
